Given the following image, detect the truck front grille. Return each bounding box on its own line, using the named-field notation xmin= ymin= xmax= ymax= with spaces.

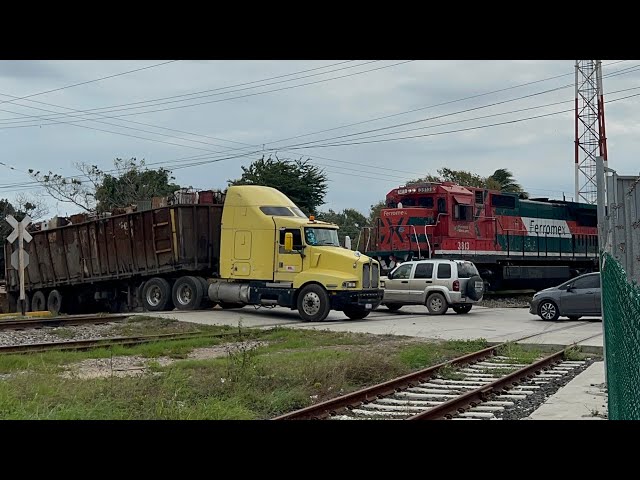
xmin=372 ymin=263 xmax=379 ymax=287
xmin=362 ymin=264 xmax=371 ymax=289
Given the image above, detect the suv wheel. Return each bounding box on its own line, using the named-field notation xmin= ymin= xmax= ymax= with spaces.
xmin=453 ymin=304 xmax=472 ymax=314
xmin=426 ymin=292 xmax=448 ymax=315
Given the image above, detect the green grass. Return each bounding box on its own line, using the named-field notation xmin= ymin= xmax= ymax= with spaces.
xmin=0 ymin=327 xmax=495 ymax=420
xmin=495 ymin=343 xmax=546 ymax=364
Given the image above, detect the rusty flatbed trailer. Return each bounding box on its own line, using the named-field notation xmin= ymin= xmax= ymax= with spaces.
xmin=3 ymin=203 xmax=223 ymax=314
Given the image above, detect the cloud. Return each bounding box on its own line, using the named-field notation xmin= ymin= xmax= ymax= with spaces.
xmin=0 ymin=59 xmax=638 ymax=218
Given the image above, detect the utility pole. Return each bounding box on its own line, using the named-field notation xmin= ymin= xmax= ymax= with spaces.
xmin=5 ymin=214 xmax=32 ymax=316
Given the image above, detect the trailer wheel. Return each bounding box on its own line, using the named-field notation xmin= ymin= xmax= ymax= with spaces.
xmin=196 ymin=277 xmax=214 ymax=308
xmin=296 ymin=284 xmax=330 ymax=322
xmin=172 ymin=276 xmax=204 ymax=311
xmin=48 ymin=290 xmax=63 ymax=315
xmin=23 ymin=293 xmax=31 ymax=313
xmin=142 ymin=277 xmax=173 ymax=312
xmin=31 ymin=291 xmax=47 ymax=312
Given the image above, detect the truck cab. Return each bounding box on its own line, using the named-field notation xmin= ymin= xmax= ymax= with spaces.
xmin=209 ymin=185 xmax=383 ymax=321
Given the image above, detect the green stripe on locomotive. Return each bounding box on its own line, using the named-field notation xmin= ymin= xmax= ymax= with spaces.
xmin=494 ymin=196 xmax=598 ymax=221
xmin=495 ymin=233 xmax=598 ymax=255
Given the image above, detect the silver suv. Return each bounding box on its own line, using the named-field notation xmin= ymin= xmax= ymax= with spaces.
xmin=380 ymin=259 xmax=484 ymax=315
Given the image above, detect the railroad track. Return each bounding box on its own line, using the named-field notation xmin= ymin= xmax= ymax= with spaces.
xmin=273 ymin=332 xmax=601 ymax=421
xmin=0 ymin=329 xmax=261 ymax=355
xmin=0 ymin=313 xmax=131 ymax=331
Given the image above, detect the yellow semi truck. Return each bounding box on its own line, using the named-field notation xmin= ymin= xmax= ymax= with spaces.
xmin=4 ymin=185 xmax=383 ymax=322
xmin=208 ymin=185 xmax=383 ymax=321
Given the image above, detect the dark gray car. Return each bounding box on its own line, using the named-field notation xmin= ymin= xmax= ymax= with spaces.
xmin=529 ymin=272 xmax=601 ymax=321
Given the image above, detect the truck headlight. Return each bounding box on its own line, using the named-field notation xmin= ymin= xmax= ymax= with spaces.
xmin=342 ymin=281 xmax=357 ymax=288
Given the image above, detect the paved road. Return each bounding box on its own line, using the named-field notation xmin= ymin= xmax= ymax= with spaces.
xmin=140 ymin=304 xmax=603 ymax=348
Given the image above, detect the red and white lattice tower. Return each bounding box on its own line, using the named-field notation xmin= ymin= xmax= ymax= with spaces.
xmin=575 ymin=60 xmax=608 ymax=204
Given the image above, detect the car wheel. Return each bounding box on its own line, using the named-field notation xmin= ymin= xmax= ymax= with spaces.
xmin=567 ymin=316 xmax=582 ymax=321
xmin=426 ymin=292 xmax=448 ymax=315
xmin=538 ymin=300 xmax=560 ymax=321
xmin=452 ymin=304 xmax=472 ymax=314
xmin=385 ymin=303 xmax=402 ymax=312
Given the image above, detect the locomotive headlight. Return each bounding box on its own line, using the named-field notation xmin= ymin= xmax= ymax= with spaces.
xmin=342 ymin=281 xmax=357 ymax=288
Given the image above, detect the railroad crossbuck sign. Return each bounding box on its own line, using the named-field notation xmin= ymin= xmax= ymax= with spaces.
xmin=5 ymin=214 xmax=32 ymax=314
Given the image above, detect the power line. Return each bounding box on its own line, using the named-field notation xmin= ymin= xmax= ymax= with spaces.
xmin=0 ymin=60 xmax=179 ymax=107
xmin=0 ymin=61 xmax=406 ymax=126
xmin=250 ymin=60 xmax=630 ymax=149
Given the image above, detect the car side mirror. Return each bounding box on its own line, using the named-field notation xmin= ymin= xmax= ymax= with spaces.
xmin=387 ymin=271 xmax=394 ymax=280
xmin=566 ymin=285 xmax=573 ymax=292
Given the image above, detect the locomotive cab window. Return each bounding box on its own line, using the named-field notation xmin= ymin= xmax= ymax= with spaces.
xmin=418 ymin=197 xmax=434 ymax=208
xmin=437 ymin=198 xmax=446 ymax=213
xmin=454 ymin=204 xmax=472 ymax=221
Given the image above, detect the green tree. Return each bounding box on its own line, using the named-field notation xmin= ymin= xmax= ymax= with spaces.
xmin=406 ymin=167 xmax=527 ymax=196
xmin=316 ymin=208 xmax=368 ymax=246
xmin=368 ymin=200 xmax=386 ymax=225
xmin=228 ymin=155 xmax=328 ymax=215
xmin=487 ymin=168 xmax=528 ymax=198
xmin=29 ymin=158 xmax=181 ymax=213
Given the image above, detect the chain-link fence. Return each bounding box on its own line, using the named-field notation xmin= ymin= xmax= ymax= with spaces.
xmin=601 ymin=252 xmax=640 ymax=420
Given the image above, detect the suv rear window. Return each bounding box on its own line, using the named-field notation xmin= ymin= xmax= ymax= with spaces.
xmin=456 ymin=262 xmax=479 ymax=278
xmin=437 ymin=263 xmax=451 ymax=279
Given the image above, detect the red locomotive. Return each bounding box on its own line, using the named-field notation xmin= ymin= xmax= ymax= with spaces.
xmin=362 ymin=182 xmax=599 ymax=291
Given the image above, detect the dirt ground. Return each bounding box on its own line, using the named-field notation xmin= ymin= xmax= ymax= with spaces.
xmin=60 ymin=340 xmax=268 ymax=379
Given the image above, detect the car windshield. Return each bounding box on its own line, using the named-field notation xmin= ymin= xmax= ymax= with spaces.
xmin=456 ymin=261 xmax=479 ymax=278
xmin=304 ymin=228 xmax=340 ymax=246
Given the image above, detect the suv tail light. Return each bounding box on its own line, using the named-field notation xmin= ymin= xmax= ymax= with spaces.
xmin=453 ymin=280 xmax=460 ymax=291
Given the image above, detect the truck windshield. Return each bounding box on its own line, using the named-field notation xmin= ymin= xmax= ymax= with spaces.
xmin=304 ymin=228 xmax=340 ymax=246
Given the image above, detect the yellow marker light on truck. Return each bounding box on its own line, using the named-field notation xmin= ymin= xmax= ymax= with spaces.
xmin=342 ymin=281 xmax=357 ymax=288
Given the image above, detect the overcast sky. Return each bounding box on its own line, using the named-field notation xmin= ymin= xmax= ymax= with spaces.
xmin=0 ymin=60 xmax=638 ymax=220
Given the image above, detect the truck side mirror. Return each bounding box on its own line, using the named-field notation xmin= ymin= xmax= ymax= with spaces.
xmin=284 ymin=232 xmax=293 ymax=252
xmin=345 ymin=235 xmax=352 ymax=250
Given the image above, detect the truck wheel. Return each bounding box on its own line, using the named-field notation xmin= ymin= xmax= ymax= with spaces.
xmin=142 ymin=277 xmax=173 ymax=312
xmin=385 ymin=303 xmax=402 ymax=312
xmin=48 ymin=290 xmax=63 ymax=315
xmin=172 ymin=276 xmax=204 ymax=311
xmin=452 ymin=304 xmax=472 ymax=314
xmin=23 ymin=293 xmax=31 ymax=313
xmin=196 ymin=277 xmax=214 ymax=308
xmin=297 ymin=284 xmax=330 ymax=322
xmin=343 ymin=307 xmax=370 ymax=320
xmin=219 ymin=302 xmax=244 ymax=309
xmin=426 ymin=292 xmax=448 ymax=315
xmin=32 ymin=291 xmax=47 ymax=312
